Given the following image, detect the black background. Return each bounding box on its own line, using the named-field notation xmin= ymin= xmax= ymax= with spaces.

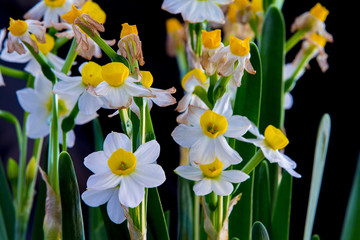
xmin=0 ymin=0 xmax=358 ymax=239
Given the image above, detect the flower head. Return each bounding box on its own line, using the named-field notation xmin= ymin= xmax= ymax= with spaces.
xmin=165 ymin=18 xmax=185 ymax=57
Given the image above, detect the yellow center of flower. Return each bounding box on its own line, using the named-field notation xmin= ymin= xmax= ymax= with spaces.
xmin=166 ymin=18 xmax=183 ymax=34
xmin=310 ymin=33 xmax=327 ymax=47
xmin=200 ymin=110 xmax=228 ymax=138
xmin=199 ymin=158 xmax=223 ymax=178
xmin=120 ymin=23 xmax=138 ymax=39
xmin=108 ymin=148 xmax=137 ymax=175
xmin=46 ymin=98 xmax=68 ymax=116
xmin=101 ymin=62 xmax=130 ymax=87
xmin=8 ymin=18 xmax=28 ymax=37
xmin=30 ymin=33 xmax=55 ymax=55
xmin=202 ymin=29 xmax=221 ymax=49
xmin=230 ymin=36 xmax=250 ymax=57
xmin=181 ymin=68 xmax=207 ymax=90
xmin=227 ymin=4 xmax=239 ymax=23
xmin=250 ymin=0 xmax=263 ymax=13
xmin=44 ymin=0 xmax=66 ymax=7
xmin=264 ymin=125 xmax=289 ymax=150
xmin=81 ymin=0 xmax=106 ymax=24
xmin=235 ymin=0 xmax=250 ymax=9
xmin=140 ymin=71 xmax=153 ymax=88
xmin=81 ymin=61 xmax=103 ymax=87
xmin=62 ymin=5 xmax=83 ymax=24
xmin=309 ymin=3 xmax=329 ymax=22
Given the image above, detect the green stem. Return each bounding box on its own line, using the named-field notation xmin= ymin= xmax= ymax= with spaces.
xmin=285 ymin=28 xmax=309 ymax=53
xmin=193 ymin=195 xmax=200 ymax=240
xmin=0 ymin=64 xmax=31 ymax=80
xmin=188 ymin=23 xmax=195 ymax=52
xmin=241 ymin=150 xmax=265 ymax=175
xmin=217 ymin=196 xmax=223 ymax=232
xmin=175 ymin=47 xmax=188 ymax=79
xmin=207 ymin=72 xmax=218 ymax=107
xmin=195 ymin=23 xmax=203 ymax=57
xmin=119 ymin=109 xmax=133 ymax=142
xmin=60 ymin=38 xmax=78 ymax=74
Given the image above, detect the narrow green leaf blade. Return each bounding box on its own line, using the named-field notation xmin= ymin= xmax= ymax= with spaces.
xmin=58 ymin=151 xmax=85 ymax=240
xmin=303 ymin=114 xmax=331 ymax=240
xmin=147 ymin=188 xmax=170 ymax=240
xmin=0 ymin=159 xmax=15 ymax=240
xmin=252 ymin=221 xmax=270 ymax=240
xmin=177 ymin=178 xmax=194 ymax=240
xmin=340 ymin=153 xmax=360 ymax=240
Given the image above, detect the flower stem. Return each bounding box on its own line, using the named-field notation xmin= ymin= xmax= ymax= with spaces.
xmin=193 ymin=194 xmax=200 ymax=240
xmin=285 ymin=28 xmax=309 ymax=53
xmin=241 ymin=149 xmax=265 ymax=175
xmin=61 ymin=38 xmax=78 ymax=74
xmin=0 ymin=64 xmax=31 ymax=81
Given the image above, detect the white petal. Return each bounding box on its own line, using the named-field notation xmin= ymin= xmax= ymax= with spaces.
xmin=150 ymin=87 xmax=176 ymax=107
xmin=24 ymin=2 xmax=47 ymax=20
xmin=81 ymin=188 xmax=114 ymax=207
xmin=171 ymin=124 xmax=202 ymax=148
xmin=75 ymin=111 xmax=97 ymax=125
xmin=87 ymin=172 xmax=121 ymax=190
xmin=16 ymin=88 xmax=44 ymax=113
xmin=53 ymin=77 xmax=84 ymax=97
xmin=212 ymin=93 xmax=232 ymax=119
xmin=106 ymin=189 xmax=126 ymax=224
xmin=123 ymin=80 xmax=153 ymax=98
xmin=225 ymin=115 xmax=251 ymax=138
xmin=211 ymin=179 xmax=233 ymax=196
xmin=161 ymin=0 xmax=190 ymax=14
xmin=63 ymin=129 xmax=75 ymax=148
xmin=78 ymin=91 xmax=104 ymax=115
xmin=119 ymin=176 xmax=145 ymax=208
xmin=193 ymin=179 xmax=212 ymax=196
xmin=284 ymin=92 xmax=293 ymax=110
xmin=214 ymin=136 xmax=242 ymax=165
xmin=132 ymin=164 xmax=166 ymax=188
xmin=189 ymin=136 xmax=216 ymax=164
xmin=24 ymin=59 xmax=41 ymax=76
xmin=221 ymin=170 xmax=250 ymax=183
xmin=175 ymin=165 xmax=203 ymax=181
xmin=47 ymin=53 xmax=67 ymax=72
xmin=26 ymin=112 xmax=49 ymax=139
xmin=134 ymin=140 xmax=160 ymax=165
xmin=175 ymin=93 xmax=192 ymax=113
xmin=103 ymin=132 xmax=132 ymax=158
xmin=187 ymin=105 xmax=206 ymax=126
xmin=84 ymin=151 xmax=110 ymax=174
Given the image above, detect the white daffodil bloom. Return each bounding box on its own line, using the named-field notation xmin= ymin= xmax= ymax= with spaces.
xmin=23 ymin=0 xmax=74 ymax=27
xmin=240 ymin=124 xmax=301 ymax=178
xmin=175 ymin=68 xmax=209 ymax=124
xmin=53 ymin=61 xmax=106 ymax=115
xmin=6 ymin=18 xmax=45 ymax=55
xmin=1 ymin=33 xmax=67 ymax=76
xmin=209 ymin=35 xmax=255 ymax=87
xmin=175 ymin=158 xmax=249 ymax=196
xmin=82 ymin=132 xmax=166 ymax=209
xmin=162 ymin=0 xmax=233 ymax=24
xmin=94 ymin=62 xmax=154 ymax=109
xmin=172 ymin=93 xmax=251 ymax=165
xmin=16 ymin=73 xmax=96 ymax=147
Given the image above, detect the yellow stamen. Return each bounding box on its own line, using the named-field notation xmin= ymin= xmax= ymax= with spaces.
xmin=81 ymin=61 xmax=103 ymax=87
xmin=140 ymin=71 xmax=153 ymax=88
xmin=181 ymin=68 xmax=207 ymax=90
xmin=166 ymin=18 xmax=183 ymax=34
xmin=230 ymin=36 xmax=250 ymax=57
xmin=309 ymin=3 xmax=329 ymax=22
xmin=250 ymin=0 xmax=263 ymax=13
xmin=30 ymin=33 xmax=55 ymax=55
xmin=8 ymin=18 xmax=28 ymax=37
xmin=120 ymin=23 xmax=138 ymax=39
xmin=62 ymin=5 xmax=83 ymax=24
xmin=108 ymin=148 xmax=137 ymax=175
xmin=199 ymin=158 xmax=223 ymax=178
xmin=81 ymin=0 xmax=106 ymax=24
xmin=202 ymin=29 xmax=221 ymax=49
xmin=310 ymin=33 xmax=327 ymax=47
xmin=200 ymin=110 xmax=228 ymax=138
xmin=46 ymin=98 xmax=68 ymax=116
xmin=44 ymin=0 xmax=66 ymax=7
xmin=101 ymin=62 xmax=129 ymax=87
xmin=264 ymin=125 xmax=289 ymax=150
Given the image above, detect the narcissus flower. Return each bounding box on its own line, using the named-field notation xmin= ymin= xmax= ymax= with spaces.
xmin=23 ymin=0 xmax=74 ymax=27
xmin=175 ymin=158 xmax=249 ymax=196
xmin=210 ymin=36 xmax=255 ymax=87
xmin=53 ymin=61 xmax=106 ymax=115
xmin=94 ymin=62 xmax=154 ymax=109
xmin=16 ymin=73 xmax=96 ymax=147
xmin=172 ymin=93 xmax=251 ymax=165
xmin=200 ymin=29 xmax=224 ymax=76
xmin=82 ymin=132 xmax=166 ymax=209
xmin=162 ymin=0 xmax=233 ymax=24
xmin=240 ymin=124 xmax=301 ymax=178
xmin=6 ymin=18 xmax=45 ymax=54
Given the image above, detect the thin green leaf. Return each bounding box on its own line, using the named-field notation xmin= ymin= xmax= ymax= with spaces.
xmin=252 ymin=221 xmax=270 ymax=240
xmin=177 ymin=178 xmax=194 ymax=240
xmin=0 ymin=159 xmax=15 ymax=240
xmin=303 ymin=114 xmax=331 ymax=240
xmin=58 ymin=151 xmax=85 ymax=240
xmin=340 ymin=153 xmax=360 ymax=240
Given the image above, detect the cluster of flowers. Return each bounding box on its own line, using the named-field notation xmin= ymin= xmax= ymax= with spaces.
xmin=0 ymin=0 xmax=177 ymax=225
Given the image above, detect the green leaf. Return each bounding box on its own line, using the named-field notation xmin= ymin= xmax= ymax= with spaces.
xmin=89 ymin=207 xmax=107 ymax=240
xmin=340 ymin=153 xmax=360 ymax=240
xmin=312 ymin=234 xmax=320 ymax=240
xmin=252 ymin=221 xmax=270 ymax=240
xmin=270 ymin=172 xmax=292 ymax=240
xmin=147 ymin=188 xmax=170 ymax=240
xmin=0 ymin=110 xmax=22 ymax=149
xmin=229 ymin=42 xmax=262 ymax=240
xmin=0 ymin=159 xmax=15 ymax=240
xmin=177 ymin=178 xmax=194 ymax=240
xmin=58 ymin=151 xmax=85 ymax=240
xmin=303 ymin=114 xmax=331 ymax=240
